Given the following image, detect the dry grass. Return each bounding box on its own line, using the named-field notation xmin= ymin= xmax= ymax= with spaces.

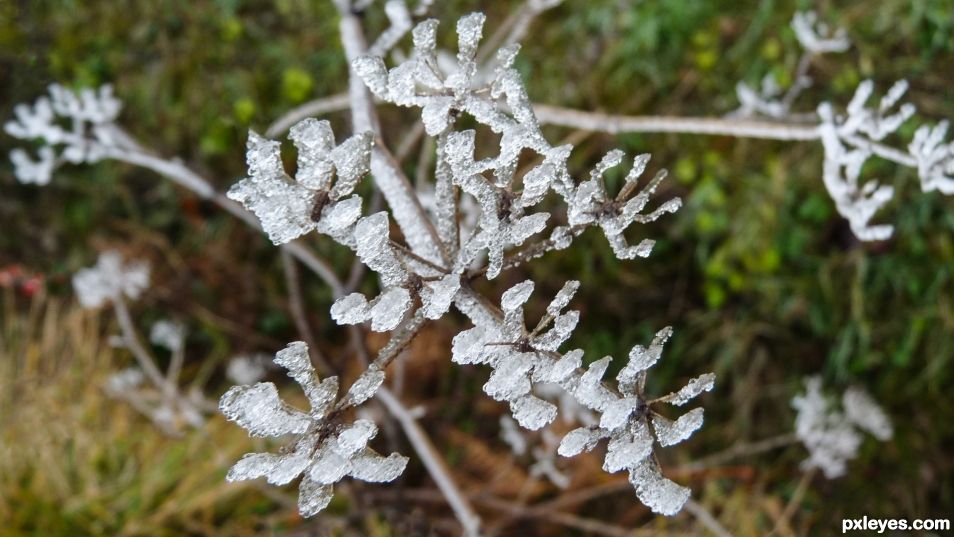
xmin=0 ymin=290 xmax=301 ymax=537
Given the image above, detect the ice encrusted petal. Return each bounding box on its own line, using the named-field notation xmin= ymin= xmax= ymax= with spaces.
xmin=603 ymin=422 xmax=654 ymax=473
xmin=219 ymin=382 xmax=312 ymax=437
xmin=273 ymin=341 xmax=339 ymax=417
xmin=298 ymin=475 xmax=334 ymax=518
xmin=599 ymin=396 xmax=642 ymax=431
xmin=557 ymin=426 xmax=604 ymax=457
xmin=345 ymin=368 xmax=386 ymax=406
xmin=421 ymin=274 xmax=461 ymax=319
xmin=667 ymin=373 xmax=716 ymax=406
xmin=335 ymin=419 xmax=378 ymax=456
xmin=652 ymin=408 xmax=704 ymax=447
xmin=370 ymin=287 xmax=412 ymax=332
xmin=501 ymin=280 xmax=535 ymax=312
xmin=628 ymin=459 xmax=691 ymax=516
xmin=510 ymin=394 xmax=557 ymax=430
xmin=331 ymin=293 xmax=371 ymax=325
xmin=546 ymin=280 xmax=580 ymax=316
xmin=348 ymin=448 xmax=409 ymax=482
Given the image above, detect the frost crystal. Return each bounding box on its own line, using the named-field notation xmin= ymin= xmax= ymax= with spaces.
xmin=452 ymin=279 xmax=583 ymax=429
xmin=792 ymin=377 xmax=892 ymax=478
xmin=227 ymin=119 xmax=372 ymax=245
xmin=355 ymin=13 xmax=680 ymax=280
xmin=72 ymin=251 xmax=150 ymax=308
xmin=221 ymin=341 xmax=407 ymax=517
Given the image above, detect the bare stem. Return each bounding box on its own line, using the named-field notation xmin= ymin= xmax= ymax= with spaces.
xmin=534 ymin=103 xmax=821 ymax=140
xmin=280 ymin=249 xmax=334 ymax=375
xmin=678 ymin=432 xmax=799 ymax=473
xmin=112 ymin=296 xmax=168 ymax=391
xmin=376 ymin=387 xmax=484 ymax=537
xmin=684 ymin=499 xmax=733 ymax=537
xmin=265 ymin=93 xmax=352 ymax=138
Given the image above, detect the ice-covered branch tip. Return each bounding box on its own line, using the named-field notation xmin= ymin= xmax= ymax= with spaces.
xmin=791 ymin=11 xmax=850 ymax=54
xmin=730 ymin=11 xmax=954 ymax=241
xmin=792 ymin=376 xmax=892 ymax=479
xmin=354 ymin=12 xmax=681 ymax=278
xmin=72 ymin=251 xmax=150 ymax=309
xmin=6 ymin=84 xmax=121 ymax=185
xmin=227 ymin=118 xmax=373 ymax=245
xmin=453 ymin=279 xmax=714 ymax=515
xmin=220 ymin=341 xmax=407 ymax=517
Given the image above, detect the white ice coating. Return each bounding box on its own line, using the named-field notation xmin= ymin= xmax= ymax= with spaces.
xmin=221 ymin=342 xmax=406 ymax=517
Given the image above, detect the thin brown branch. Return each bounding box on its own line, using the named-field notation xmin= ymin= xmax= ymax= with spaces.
xmin=280 ymin=249 xmax=334 ymax=375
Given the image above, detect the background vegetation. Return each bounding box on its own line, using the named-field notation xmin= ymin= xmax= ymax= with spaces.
xmin=1 ymin=0 xmax=952 ymax=535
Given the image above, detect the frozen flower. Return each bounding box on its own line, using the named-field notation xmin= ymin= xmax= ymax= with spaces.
xmin=221 ymin=342 xmax=407 ymax=516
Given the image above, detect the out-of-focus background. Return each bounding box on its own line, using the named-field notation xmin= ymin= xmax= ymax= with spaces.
xmin=1 ymin=1 xmax=952 ymax=535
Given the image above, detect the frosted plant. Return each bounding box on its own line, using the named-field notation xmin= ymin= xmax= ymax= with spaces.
xmin=566 ymin=151 xmax=681 ymax=260
xmin=728 ymin=11 xmax=954 ymax=240
xmin=8 ymin=3 xmax=941 ymax=532
xmin=791 ymin=377 xmax=892 ymax=478
xmin=72 ymin=253 xmax=209 ymax=434
xmin=815 ymin=81 xmax=913 ymax=240
xmin=221 ymin=341 xmax=408 ymax=516
xmin=454 ymin=279 xmax=712 ymax=514
xmin=72 ymin=251 xmax=150 ymax=309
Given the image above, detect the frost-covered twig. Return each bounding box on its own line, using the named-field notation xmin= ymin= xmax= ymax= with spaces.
xmin=73 ymin=251 xmax=208 ymax=433
xmin=265 ymin=93 xmax=351 ymax=138
xmin=336 ymin=0 xmax=447 ymax=263
xmin=533 ymin=11 xmax=954 ymax=241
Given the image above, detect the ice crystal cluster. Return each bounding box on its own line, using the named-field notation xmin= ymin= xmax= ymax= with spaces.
xmin=5 ymin=85 xmax=121 ymax=185
xmin=72 ymin=250 xmax=150 ymax=308
xmin=455 ymin=280 xmax=713 ymax=515
xmin=792 ymin=377 xmax=892 ymax=478
xmin=734 ymin=11 xmax=954 ymax=240
xmin=220 ymin=342 xmax=408 ymax=516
